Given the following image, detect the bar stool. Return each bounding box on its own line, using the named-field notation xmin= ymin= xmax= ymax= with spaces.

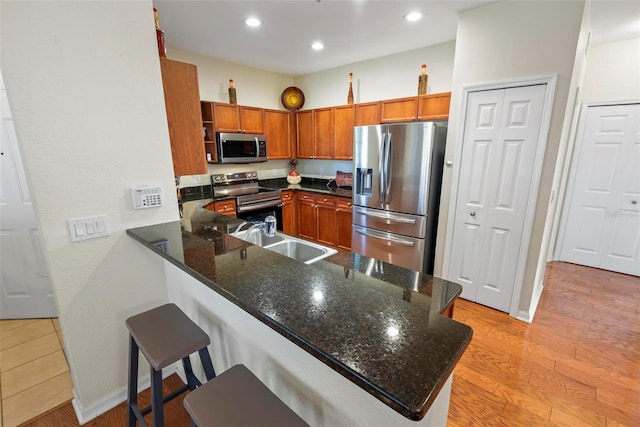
xmin=183 ymin=363 xmax=309 ymax=427
xmin=126 ymin=303 xmax=216 ymax=427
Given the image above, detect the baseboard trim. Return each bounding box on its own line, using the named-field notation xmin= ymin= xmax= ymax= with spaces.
xmin=71 ymin=365 xmax=179 ymax=424
xmin=515 ymin=281 xmax=545 ymax=323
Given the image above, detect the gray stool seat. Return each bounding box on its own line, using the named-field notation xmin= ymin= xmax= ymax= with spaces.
xmin=126 ymin=303 xmax=216 ymax=427
xmin=183 ymin=364 xmax=309 ymax=427
xmin=126 ymin=303 xmax=210 ymax=370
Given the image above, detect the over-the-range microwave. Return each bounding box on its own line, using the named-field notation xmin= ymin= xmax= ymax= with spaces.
xmin=216 ymin=132 xmax=267 ymax=164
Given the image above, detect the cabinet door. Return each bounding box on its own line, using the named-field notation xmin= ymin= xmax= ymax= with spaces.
xmin=281 ymin=191 xmax=296 ymax=235
xmin=296 ymin=110 xmax=314 ymax=159
xmin=355 ymin=102 xmax=381 ymax=126
xmin=336 ymin=197 xmax=353 ymax=250
xmin=334 ymin=105 xmax=354 ymax=160
xmin=240 ymin=106 xmax=264 ymax=133
xmin=314 ymin=108 xmax=334 ymax=159
xmin=159 ymin=58 xmax=207 ymax=176
xmin=264 ymin=109 xmax=292 ymax=159
xmin=297 ymin=192 xmax=316 ymax=240
xmin=315 ymin=195 xmax=337 ymax=246
xmin=417 ymin=92 xmax=451 ymax=120
xmin=380 ymin=97 xmax=418 ymax=123
xmin=214 ymin=199 xmax=237 ymax=217
xmin=213 ymin=103 xmax=241 ymax=132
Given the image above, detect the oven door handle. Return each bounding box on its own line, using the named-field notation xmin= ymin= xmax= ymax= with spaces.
xmin=236 ymin=199 xmax=283 ymax=213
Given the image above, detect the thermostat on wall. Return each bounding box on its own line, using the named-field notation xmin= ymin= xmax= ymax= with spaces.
xmin=131 ymin=186 xmax=163 ymax=209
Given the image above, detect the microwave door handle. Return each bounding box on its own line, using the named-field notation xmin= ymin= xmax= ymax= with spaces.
xmin=378 ymin=134 xmax=386 ymax=204
xmin=254 ymin=137 xmax=260 ymax=161
xmin=384 ymin=132 xmax=393 ymax=205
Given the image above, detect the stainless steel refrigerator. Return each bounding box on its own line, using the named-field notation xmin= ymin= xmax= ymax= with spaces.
xmin=352 ymin=121 xmax=447 ymax=274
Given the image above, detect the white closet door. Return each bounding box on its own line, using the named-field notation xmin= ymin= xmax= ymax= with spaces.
xmin=449 ymin=85 xmax=546 ymax=312
xmin=0 ymin=72 xmax=56 ymax=319
xmin=560 ymin=104 xmax=640 ymax=276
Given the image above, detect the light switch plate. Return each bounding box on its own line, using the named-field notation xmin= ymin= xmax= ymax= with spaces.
xmin=68 ymin=215 xmax=110 ymax=242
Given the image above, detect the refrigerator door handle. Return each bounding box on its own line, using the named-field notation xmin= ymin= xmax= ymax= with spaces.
xmin=378 ymin=133 xmax=387 ymax=203
xmin=355 ymin=227 xmax=416 ymax=246
xmin=384 ymin=132 xmax=393 ymax=205
xmin=355 ymin=209 xmax=417 ymax=224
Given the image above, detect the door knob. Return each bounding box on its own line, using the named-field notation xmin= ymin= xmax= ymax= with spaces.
xmin=470 ymin=212 xmax=476 ymax=217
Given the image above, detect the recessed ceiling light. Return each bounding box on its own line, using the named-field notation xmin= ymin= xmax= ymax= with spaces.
xmin=245 ymin=17 xmax=261 ymax=28
xmin=404 ymin=12 xmax=422 ymax=22
xmin=311 ymin=41 xmax=324 ymax=51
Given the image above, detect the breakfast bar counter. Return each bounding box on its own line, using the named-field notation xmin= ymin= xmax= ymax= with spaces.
xmin=127 ymin=219 xmax=472 ymax=426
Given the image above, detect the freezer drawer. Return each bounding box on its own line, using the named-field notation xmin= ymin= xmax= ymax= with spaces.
xmin=352 ymin=206 xmax=426 ymax=238
xmin=351 ymin=225 xmax=426 ymax=272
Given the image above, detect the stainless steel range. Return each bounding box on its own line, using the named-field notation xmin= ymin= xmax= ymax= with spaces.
xmin=211 ymin=171 xmax=283 ymax=229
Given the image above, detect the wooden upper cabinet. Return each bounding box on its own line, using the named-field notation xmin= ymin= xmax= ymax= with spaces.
xmin=313 ymin=108 xmax=334 ymax=159
xmin=380 ymin=92 xmax=451 ymax=123
xmin=417 ymin=92 xmax=451 ymax=120
xmin=212 ymin=103 xmax=263 ymax=133
xmin=355 ymin=102 xmax=381 ymax=126
xmin=263 ymin=109 xmax=293 ymax=159
xmin=296 ymin=110 xmax=314 ymax=158
xmin=159 ymin=58 xmax=207 ymax=176
xmin=334 ymin=105 xmax=355 ymax=160
xmin=380 ymin=96 xmax=419 ymax=123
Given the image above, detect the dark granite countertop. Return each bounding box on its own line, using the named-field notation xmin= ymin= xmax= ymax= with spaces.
xmin=127 ymin=220 xmax=472 ymax=421
xmin=259 ymin=177 xmax=353 ymax=198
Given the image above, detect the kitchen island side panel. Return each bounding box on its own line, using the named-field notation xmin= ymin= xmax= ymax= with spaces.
xmin=163 ymin=260 xmax=453 ymax=427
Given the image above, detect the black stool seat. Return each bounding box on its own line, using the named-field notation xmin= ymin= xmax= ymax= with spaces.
xmin=183 ymin=364 xmax=309 ymax=427
xmin=126 ymin=303 xmax=216 ymax=427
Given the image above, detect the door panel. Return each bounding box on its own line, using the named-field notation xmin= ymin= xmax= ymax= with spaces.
xmin=560 ymin=103 xmax=640 ymax=276
xmin=449 ymin=84 xmax=546 ymax=312
xmin=1 ymin=80 xmax=56 ymax=318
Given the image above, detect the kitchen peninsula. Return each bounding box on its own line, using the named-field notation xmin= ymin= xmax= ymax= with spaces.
xmin=127 ymin=217 xmax=472 ymax=426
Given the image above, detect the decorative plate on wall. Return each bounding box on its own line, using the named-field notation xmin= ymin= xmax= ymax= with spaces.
xmin=281 ymin=87 xmax=305 ymax=111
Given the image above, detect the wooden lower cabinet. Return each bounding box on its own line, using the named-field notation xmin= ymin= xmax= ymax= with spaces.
xmin=281 ymin=191 xmax=296 ymax=235
xmin=205 ymin=199 xmax=237 ymax=217
xmin=294 ymin=192 xmax=352 ymax=250
xmin=336 ymin=197 xmax=353 ymax=250
xmin=296 ymin=192 xmax=316 ymax=240
xmin=315 ymin=195 xmax=337 ymax=247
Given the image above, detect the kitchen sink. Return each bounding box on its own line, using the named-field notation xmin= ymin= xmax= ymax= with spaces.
xmin=230 ymin=229 xmax=337 ymax=264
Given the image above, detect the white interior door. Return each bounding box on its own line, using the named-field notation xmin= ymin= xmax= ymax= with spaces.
xmin=449 ymin=84 xmax=546 ymax=312
xmin=0 ymin=71 xmax=56 ymax=319
xmin=559 ymin=103 xmax=640 ymax=276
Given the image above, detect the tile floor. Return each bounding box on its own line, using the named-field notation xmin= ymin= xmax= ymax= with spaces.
xmin=0 ymin=318 xmax=73 ymax=427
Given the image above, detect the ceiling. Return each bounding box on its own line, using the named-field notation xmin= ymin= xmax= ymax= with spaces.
xmin=154 ymin=0 xmax=640 ymax=77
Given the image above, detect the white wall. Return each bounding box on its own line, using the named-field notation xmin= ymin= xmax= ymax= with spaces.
xmin=582 ymin=38 xmax=640 ymax=102
xmin=438 ymin=0 xmax=585 ymax=318
xmin=294 ymin=41 xmax=456 ymax=109
xmin=1 ymin=0 xmax=177 ymax=417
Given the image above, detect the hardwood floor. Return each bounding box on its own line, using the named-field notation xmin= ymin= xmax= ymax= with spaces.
xmin=0 ymin=318 xmax=72 ymax=427
xmin=449 ymin=261 xmax=639 ymax=427
xmin=20 ymin=261 xmax=640 ymax=426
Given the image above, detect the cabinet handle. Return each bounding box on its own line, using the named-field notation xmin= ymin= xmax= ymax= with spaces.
xmin=470 ymin=211 xmax=476 ymax=217
xmin=632 ymin=200 xmax=638 ymax=205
